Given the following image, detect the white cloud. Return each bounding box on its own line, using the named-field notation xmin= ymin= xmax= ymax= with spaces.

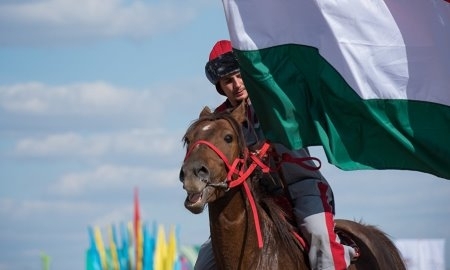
xmin=0 ymin=0 xmax=199 ymax=46
xmin=13 ymin=129 xmax=181 ymax=158
xmin=50 ymin=164 xmax=180 ymax=195
xmin=0 ymin=198 xmax=98 ymax=219
xmin=0 ymin=81 xmax=160 ymax=115
xmin=0 ymin=79 xmax=222 ymax=123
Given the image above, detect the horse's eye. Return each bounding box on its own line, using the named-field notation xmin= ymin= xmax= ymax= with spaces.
xmin=224 ymin=134 xmax=233 ymax=143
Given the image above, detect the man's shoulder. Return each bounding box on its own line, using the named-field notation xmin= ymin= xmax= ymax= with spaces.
xmin=214 ymin=100 xmax=231 ymax=113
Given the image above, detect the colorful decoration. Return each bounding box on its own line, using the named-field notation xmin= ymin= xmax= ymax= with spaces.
xmin=86 ymin=188 xmax=200 ymax=270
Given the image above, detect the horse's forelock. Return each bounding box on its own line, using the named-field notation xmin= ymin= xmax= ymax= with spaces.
xmin=183 ymin=112 xmax=247 ymax=156
xmin=182 ymin=115 xmax=214 ymax=146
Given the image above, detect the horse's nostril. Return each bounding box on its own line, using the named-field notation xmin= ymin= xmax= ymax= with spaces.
xmin=196 ymin=166 xmax=209 ymax=180
xmin=179 ymin=169 xmax=185 ymax=182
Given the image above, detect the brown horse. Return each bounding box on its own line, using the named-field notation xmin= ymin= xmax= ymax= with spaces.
xmin=179 ymin=103 xmax=406 ymax=270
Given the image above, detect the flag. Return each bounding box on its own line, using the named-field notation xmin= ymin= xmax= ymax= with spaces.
xmin=395 ymin=239 xmax=446 ymax=270
xmin=222 ymin=0 xmax=450 ymax=179
xmin=178 ymin=245 xmax=201 ymax=269
xmin=153 ymin=224 xmax=167 ymax=270
xmin=117 ymin=222 xmax=129 ymax=270
xmin=143 ymin=221 xmax=156 ymax=270
xmin=94 ymin=226 xmax=107 ymax=270
xmin=165 ymin=225 xmax=178 ymax=270
xmin=128 ymin=222 xmax=136 ymax=269
xmin=134 ymin=187 xmax=143 ymax=270
xmin=108 ymin=225 xmax=120 ymax=270
xmin=40 ymin=252 xmax=51 ymax=270
xmin=119 ymin=222 xmax=130 ymax=270
xmin=86 ymin=226 xmax=102 ymax=270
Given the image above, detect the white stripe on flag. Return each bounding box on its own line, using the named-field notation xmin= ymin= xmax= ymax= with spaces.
xmin=223 ymin=0 xmax=450 ymax=105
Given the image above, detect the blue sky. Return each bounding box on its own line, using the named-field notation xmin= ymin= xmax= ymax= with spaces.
xmin=0 ymin=1 xmax=449 ymax=269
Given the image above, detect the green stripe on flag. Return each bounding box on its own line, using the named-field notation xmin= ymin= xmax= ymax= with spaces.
xmin=236 ymin=44 xmax=450 ymax=179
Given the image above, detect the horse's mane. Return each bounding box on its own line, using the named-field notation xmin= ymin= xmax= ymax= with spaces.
xmin=216 ymin=111 xmax=305 ymax=264
xmin=248 ymin=176 xmax=305 ymax=266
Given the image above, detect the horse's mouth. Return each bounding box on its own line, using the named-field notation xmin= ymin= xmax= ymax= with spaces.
xmin=184 ymin=186 xmax=213 ymax=214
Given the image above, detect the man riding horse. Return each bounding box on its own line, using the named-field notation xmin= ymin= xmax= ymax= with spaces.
xmin=194 ymin=40 xmax=359 ymax=270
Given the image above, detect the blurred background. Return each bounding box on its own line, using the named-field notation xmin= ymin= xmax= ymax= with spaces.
xmin=0 ymin=1 xmax=448 ymax=269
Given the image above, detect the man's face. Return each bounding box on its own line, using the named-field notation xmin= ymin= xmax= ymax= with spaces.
xmin=218 ymin=72 xmax=249 ymax=107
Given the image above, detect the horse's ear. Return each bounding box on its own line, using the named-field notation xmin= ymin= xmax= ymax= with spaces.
xmin=199 ymin=106 xmax=213 ymax=117
xmin=230 ymin=102 xmax=246 ymax=124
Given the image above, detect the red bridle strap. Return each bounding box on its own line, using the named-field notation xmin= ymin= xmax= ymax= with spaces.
xmin=184 ymin=140 xmax=248 ymax=182
xmin=274 ymin=152 xmax=322 ymax=171
xmin=227 ymin=141 xmax=271 ymax=188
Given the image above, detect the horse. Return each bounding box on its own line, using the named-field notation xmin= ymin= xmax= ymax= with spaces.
xmin=179 ymin=102 xmax=406 ymax=270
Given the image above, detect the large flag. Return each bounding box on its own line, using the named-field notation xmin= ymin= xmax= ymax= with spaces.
xmin=222 ymin=0 xmax=450 ymax=179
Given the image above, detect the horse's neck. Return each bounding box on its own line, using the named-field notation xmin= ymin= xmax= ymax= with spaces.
xmin=208 ymin=187 xmax=259 ymax=268
xmin=208 ymin=187 xmax=255 ymax=241
xmin=207 ymin=183 xmax=309 ymax=270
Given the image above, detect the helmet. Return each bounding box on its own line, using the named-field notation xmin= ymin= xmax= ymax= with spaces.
xmin=205 ymin=40 xmax=240 ymax=95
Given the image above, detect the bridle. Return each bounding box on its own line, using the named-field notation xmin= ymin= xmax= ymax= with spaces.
xmin=184 ymin=139 xmax=271 ymax=190
xmin=183 ymin=138 xmax=322 ymax=190
xmin=183 ymin=118 xmax=322 ymax=249
xmin=184 ymin=137 xmax=271 ymax=248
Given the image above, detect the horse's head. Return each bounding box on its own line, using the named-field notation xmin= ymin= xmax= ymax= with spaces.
xmin=179 ymin=102 xmax=247 ymax=214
